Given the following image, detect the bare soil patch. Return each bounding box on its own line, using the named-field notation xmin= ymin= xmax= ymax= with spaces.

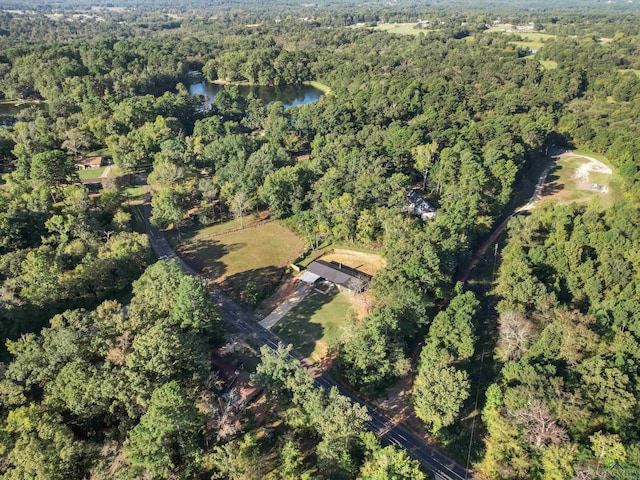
xmin=319 ymin=249 xmax=386 ymax=276
xmin=539 ymin=151 xmax=614 ymax=206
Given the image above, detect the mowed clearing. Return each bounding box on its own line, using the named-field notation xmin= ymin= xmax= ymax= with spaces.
xmin=484 ymin=25 xmax=557 ymax=41
xmin=371 ymin=22 xmax=427 ymax=35
xmin=540 ymin=151 xmax=621 ymax=209
xmin=484 ymin=26 xmax=559 ymax=67
xmin=176 ymin=221 xmax=305 ymax=299
xmin=273 ymin=289 xmax=353 ymax=362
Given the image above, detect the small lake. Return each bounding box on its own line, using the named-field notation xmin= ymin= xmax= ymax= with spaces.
xmin=0 ymin=101 xmax=42 ymax=126
xmin=188 ymin=82 xmax=324 ymax=108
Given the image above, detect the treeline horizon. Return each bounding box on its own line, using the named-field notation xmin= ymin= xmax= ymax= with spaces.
xmin=0 ymin=3 xmax=639 ymax=479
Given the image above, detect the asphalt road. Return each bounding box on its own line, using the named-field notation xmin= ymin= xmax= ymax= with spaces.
xmin=140 ymin=198 xmax=474 ymax=480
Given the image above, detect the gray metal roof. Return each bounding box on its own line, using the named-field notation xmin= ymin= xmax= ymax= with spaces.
xmin=299 ymin=270 xmax=321 ymax=284
xmin=306 ymin=260 xmax=370 ymax=291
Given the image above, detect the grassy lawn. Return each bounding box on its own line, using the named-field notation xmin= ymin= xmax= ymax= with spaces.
xmin=273 ymin=289 xmax=353 ymax=362
xmin=371 ymin=22 xmax=426 ymax=36
xmin=124 ymin=185 xmax=146 ymax=204
xmin=513 ymin=32 xmax=557 ymax=42
xmin=181 ymin=215 xmax=259 ymax=238
xmin=176 ymin=221 xmax=305 ymax=300
xmin=78 ymin=166 xmax=106 ymax=179
xmin=618 ymin=68 xmax=640 ymax=78
xmin=78 ymin=163 xmax=122 ymax=181
xmin=541 ymin=151 xmax=622 ymax=209
xmin=85 ymin=147 xmax=112 ymax=157
xmin=539 ymin=59 xmax=559 ymax=70
xmin=484 ymin=27 xmax=557 ymax=53
xmin=485 ymin=27 xmax=557 ymax=42
xmin=510 ymin=40 xmax=545 ymax=51
xmin=303 ymin=80 xmax=332 ymax=95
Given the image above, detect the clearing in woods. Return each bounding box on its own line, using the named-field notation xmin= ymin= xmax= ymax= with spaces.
xmin=539 ymin=150 xmax=621 ymax=208
xmin=175 ymin=220 xmax=305 ymax=300
xmin=271 ymin=247 xmax=386 ymax=361
xmin=318 ymin=249 xmax=386 ymax=277
xmin=273 ymin=288 xmax=354 ymax=362
xmin=370 ymin=22 xmax=428 ymax=35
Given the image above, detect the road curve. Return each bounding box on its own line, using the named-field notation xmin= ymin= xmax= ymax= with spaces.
xmin=141 ymin=196 xmax=476 ymax=480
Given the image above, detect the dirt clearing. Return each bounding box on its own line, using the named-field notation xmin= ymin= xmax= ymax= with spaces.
xmin=319 ymin=249 xmax=386 ymax=276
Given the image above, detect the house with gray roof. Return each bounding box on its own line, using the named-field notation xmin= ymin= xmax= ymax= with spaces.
xmin=299 ymin=260 xmax=371 ymax=293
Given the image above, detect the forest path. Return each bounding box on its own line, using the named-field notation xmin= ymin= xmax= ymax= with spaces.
xmin=456 ymin=150 xmax=560 ymax=284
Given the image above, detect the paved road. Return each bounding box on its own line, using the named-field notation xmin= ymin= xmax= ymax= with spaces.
xmin=141 ymin=197 xmax=474 ymax=480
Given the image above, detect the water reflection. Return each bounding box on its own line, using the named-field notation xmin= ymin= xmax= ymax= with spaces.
xmin=188 ymin=82 xmax=323 ymax=108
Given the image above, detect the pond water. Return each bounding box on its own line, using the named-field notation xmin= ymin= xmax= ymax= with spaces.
xmin=0 ymin=103 xmax=25 ymax=116
xmin=0 ymin=82 xmax=323 ymax=127
xmin=0 ymin=101 xmax=41 ymax=126
xmin=188 ymin=81 xmax=324 ymax=108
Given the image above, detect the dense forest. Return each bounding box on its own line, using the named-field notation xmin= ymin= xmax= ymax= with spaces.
xmin=0 ymin=1 xmax=639 ymax=478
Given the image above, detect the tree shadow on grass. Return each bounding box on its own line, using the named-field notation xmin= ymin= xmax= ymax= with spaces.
xmin=540 ymin=181 xmax=564 ymax=198
xmin=272 ymin=289 xmax=340 ymax=359
xmin=546 ymin=163 xmax=562 ymax=183
xmin=223 ymin=265 xmax=286 ymax=305
xmin=178 ymin=239 xmax=245 ymax=280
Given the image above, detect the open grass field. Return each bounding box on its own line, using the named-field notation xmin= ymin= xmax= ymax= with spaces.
xmin=485 ymin=26 xmax=557 ymax=42
xmin=485 ymin=26 xmax=557 ymax=53
xmin=371 ymin=22 xmax=426 ymax=36
xmin=124 ymin=185 xmax=146 ymax=204
xmin=510 ymin=32 xmax=556 ymax=42
xmin=176 ymin=220 xmax=305 ymax=300
xmin=181 ymin=215 xmax=259 ymax=237
xmin=78 ymin=164 xmax=122 ymax=180
xmin=78 ymin=166 xmax=106 ymax=179
xmin=539 ymin=59 xmax=559 ymax=70
xmin=85 ymin=147 xmax=112 ymax=157
xmin=273 ymin=288 xmax=353 ymax=361
xmin=510 ymin=40 xmax=545 ymax=51
xmin=619 ymin=68 xmax=640 ymax=78
xmin=540 ymin=151 xmax=622 ymax=209
xmin=303 ymin=80 xmax=332 ymax=95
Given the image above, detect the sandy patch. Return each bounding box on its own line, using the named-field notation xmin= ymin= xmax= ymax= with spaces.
xmin=319 ymin=249 xmax=386 ymax=276
xmin=571 ymin=154 xmax=612 ymax=192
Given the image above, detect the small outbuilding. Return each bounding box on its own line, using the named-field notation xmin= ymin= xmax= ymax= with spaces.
xmin=302 ymin=260 xmax=371 ymax=293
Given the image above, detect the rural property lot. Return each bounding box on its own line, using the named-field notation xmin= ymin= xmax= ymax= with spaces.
xmin=371 ymin=22 xmax=427 ymax=35
xmin=318 ymin=249 xmax=386 ymax=277
xmin=273 ymin=288 xmax=353 ymax=362
xmin=175 ymin=221 xmax=305 ymax=300
xmin=540 ymin=151 xmax=621 ymax=208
